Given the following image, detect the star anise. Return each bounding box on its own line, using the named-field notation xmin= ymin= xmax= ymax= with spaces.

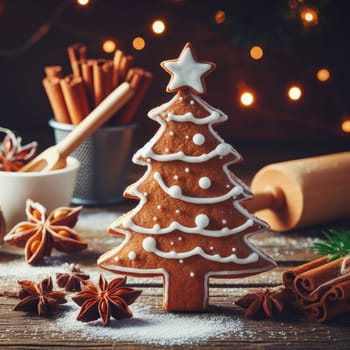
xmin=56 ymin=264 xmax=90 ymax=291
xmin=0 ymin=127 xmax=37 ymax=171
xmin=235 ymin=287 xmax=296 ymax=320
xmin=4 ymin=199 xmax=87 ymax=265
xmin=72 ymin=274 xmax=142 ymax=326
xmin=14 ymin=276 xmax=67 ymax=316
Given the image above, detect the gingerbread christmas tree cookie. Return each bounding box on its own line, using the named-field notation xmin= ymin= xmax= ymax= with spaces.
xmin=98 ymin=43 xmax=276 ymax=311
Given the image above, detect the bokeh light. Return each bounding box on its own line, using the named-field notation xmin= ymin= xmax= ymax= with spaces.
xmin=77 ymin=0 xmax=89 ymax=6
xmin=152 ymin=19 xmax=166 ymax=34
xmin=317 ymin=68 xmax=331 ymax=82
xmin=341 ymin=119 xmax=350 ymax=133
xmin=288 ymin=86 xmax=302 ymax=101
xmin=250 ymin=46 xmax=264 ymax=60
xmin=214 ymin=10 xmax=226 ymax=24
xmin=300 ymin=8 xmax=318 ymax=25
xmin=240 ymin=91 xmax=255 ymax=107
xmin=102 ymin=40 xmax=116 ymax=53
xmin=132 ymin=37 xmax=146 ymax=50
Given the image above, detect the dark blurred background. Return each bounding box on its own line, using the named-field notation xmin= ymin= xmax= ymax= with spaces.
xmin=0 ymin=0 xmax=349 ymax=163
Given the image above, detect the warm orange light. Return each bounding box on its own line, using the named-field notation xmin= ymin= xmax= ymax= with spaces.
xmin=240 ymin=92 xmax=255 ymax=106
xmin=317 ymin=68 xmax=331 ymax=82
xmin=250 ymin=46 xmax=264 ymax=60
xmin=152 ymin=19 xmax=166 ymax=34
xmin=288 ymin=86 xmax=302 ymax=101
xmin=102 ymin=40 xmax=116 ymax=53
xmin=132 ymin=37 xmax=146 ymax=50
xmin=214 ymin=10 xmax=226 ymax=24
xmin=300 ymin=8 xmax=318 ymax=25
xmin=77 ymin=0 xmax=89 ymax=6
xmin=341 ymin=119 xmax=350 ymax=133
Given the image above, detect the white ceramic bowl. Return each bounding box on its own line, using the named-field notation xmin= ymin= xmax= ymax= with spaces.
xmin=0 ymin=157 xmax=80 ymax=230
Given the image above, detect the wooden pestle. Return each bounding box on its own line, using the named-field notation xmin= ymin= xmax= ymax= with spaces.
xmin=243 ymin=151 xmax=350 ymax=232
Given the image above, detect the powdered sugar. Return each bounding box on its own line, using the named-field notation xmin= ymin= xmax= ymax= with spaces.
xmin=0 ymin=259 xmax=116 ymax=290
xmin=50 ymin=301 xmax=250 ymax=346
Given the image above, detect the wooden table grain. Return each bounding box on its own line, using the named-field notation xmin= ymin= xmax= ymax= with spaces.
xmin=0 ymin=205 xmax=349 ymax=349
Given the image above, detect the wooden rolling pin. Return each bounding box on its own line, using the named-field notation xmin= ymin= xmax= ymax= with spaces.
xmin=244 ymin=151 xmax=350 ymax=232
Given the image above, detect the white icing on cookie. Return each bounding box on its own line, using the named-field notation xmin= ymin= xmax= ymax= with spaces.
xmin=166 ymin=111 xmax=223 ymax=124
xmin=193 ymin=133 xmax=205 ymax=145
xmin=128 ymin=251 xmax=137 ymax=260
xmin=195 ymin=214 xmax=209 ymax=228
xmin=199 ymin=177 xmax=211 ymax=189
xmin=140 ymin=142 xmax=233 ymax=163
xmin=121 ymin=215 xmax=254 ymax=237
xmin=161 ymin=44 xmax=213 ymax=94
xmin=142 ymin=236 xmax=258 ymax=264
xmin=154 ymin=171 xmax=243 ymax=203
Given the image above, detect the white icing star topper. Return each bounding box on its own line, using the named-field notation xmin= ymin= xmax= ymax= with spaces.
xmin=161 ymin=43 xmax=215 ymax=94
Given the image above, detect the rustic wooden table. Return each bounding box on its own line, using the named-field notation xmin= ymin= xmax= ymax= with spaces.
xmin=1 ymin=141 xmax=350 ymax=349
xmin=0 ymin=203 xmax=350 ymax=350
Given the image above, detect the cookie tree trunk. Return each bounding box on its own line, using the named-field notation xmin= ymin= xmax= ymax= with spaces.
xmin=164 ymin=272 xmax=206 ymax=311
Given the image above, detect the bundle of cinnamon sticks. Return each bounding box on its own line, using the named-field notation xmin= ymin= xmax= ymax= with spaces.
xmin=283 ymin=256 xmax=350 ymax=322
xmin=43 ymin=43 xmax=152 ymax=125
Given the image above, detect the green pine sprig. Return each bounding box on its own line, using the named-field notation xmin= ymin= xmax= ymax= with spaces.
xmin=312 ymin=228 xmax=350 ymax=261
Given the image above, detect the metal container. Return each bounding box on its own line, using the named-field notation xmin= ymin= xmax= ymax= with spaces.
xmin=49 ymin=119 xmax=136 ymax=206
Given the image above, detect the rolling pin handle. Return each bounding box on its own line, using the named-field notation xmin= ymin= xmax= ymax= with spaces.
xmin=244 ymin=186 xmax=285 ymax=213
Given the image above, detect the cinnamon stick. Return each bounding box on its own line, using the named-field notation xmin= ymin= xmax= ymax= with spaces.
xmin=60 ymin=75 xmax=90 ymax=124
xmin=44 ymin=66 xmax=63 ymax=79
xmin=42 ymin=77 xmax=71 ymax=124
xmin=67 ymin=43 xmax=87 ymax=77
xmin=81 ymin=59 xmax=95 ymax=109
xmin=117 ymin=69 xmax=153 ymax=124
xmin=283 ymin=256 xmax=328 ymax=288
xmin=118 ymin=55 xmax=134 ymax=83
xmin=293 ymin=257 xmax=347 ymax=302
xmin=112 ymin=49 xmax=124 ymax=87
xmin=299 ymin=279 xmax=350 ymax=322
xmin=93 ymin=59 xmax=114 ymax=106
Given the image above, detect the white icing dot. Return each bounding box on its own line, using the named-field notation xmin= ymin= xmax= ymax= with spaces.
xmin=173 ymin=175 xmax=179 ymax=180
xmin=142 ymin=237 xmax=156 ymax=252
xmin=190 ymin=272 xmax=195 ymax=277
xmin=157 ymin=205 xmax=161 ymax=210
xmin=128 ymin=251 xmax=136 ymax=260
xmin=198 ymin=176 xmax=211 ymax=189
xmin=114 ymin=256 xmax=119 ymax=262
xmin=190 ymin=100 xmax=195 ymax=105
xmin=226 ymin=184 xmax=230 ymax=188
xmin=179 ymin=259 xmax=184 ymax=264
xmin=165 ymin=148 xmax=169 ymax=153
xmin=192 ymin=133 xmax=205 ymax=145
xmin=175 ymin=209 xmax=180 ymax=214
xmin=195 ymin=214 xmax=209 ymax=228
xmin=232 ymin=247 xmax=236 ymax=252
xmin=143 ymin=192 xmax=148 ymax=197
xmin=170 ymin=241 xmax=174 ymax=246
xmin=222 ymin=219 xmax=227 ymax=224
xmin=169 ymin=131 xmax=174 ymax=136
xmin=217 ymin=143 xmax=231 ymax=156
xmin=169 ymin=185 xmax=182 ymax=198
xmin=178 ymin=236 xmax=183 ymax=241
xmin=153 ymin=216 xmax=158 ymax=221
xmin=179 ymin=96 xmax=183 ymax=101
xmin=185 ymin=135 xmax=189 ymax=139
xmin=147 ymin=158 xmax=151 ymax=163
xmin=184 ymin=167 xmax=190 ymax=173
xmin=210 ymin=246 xmax=214 ymax=251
